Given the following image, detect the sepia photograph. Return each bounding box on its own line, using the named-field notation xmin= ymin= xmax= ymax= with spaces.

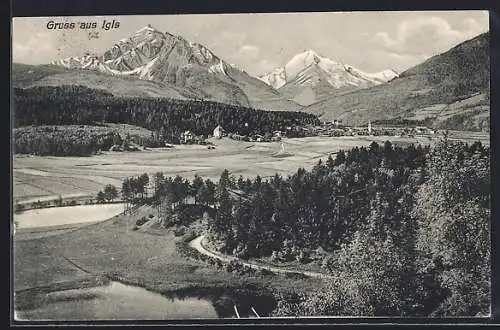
xmin=11 ymin=10 xmax=491 ymax=322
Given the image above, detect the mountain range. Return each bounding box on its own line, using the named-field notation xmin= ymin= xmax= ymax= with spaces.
xmin=12 ymin=26 xmax=490 ymax=132
xmin=258 ymin=50 xmax=398 ymax=106
xmin=304 ymin=32 xmax=490 ymax=132
xmin=14 ymin=26 xmax=302 ymax=112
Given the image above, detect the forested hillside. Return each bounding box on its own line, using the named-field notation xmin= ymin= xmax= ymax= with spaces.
xmin=304 ymin=33 xmax=489 ymax=131
xmin=13 ymin=85 xmax=319 ymax=155
xmin=144 ymin=137 xmax=490 ymax=316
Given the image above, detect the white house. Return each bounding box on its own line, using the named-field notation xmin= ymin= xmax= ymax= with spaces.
xmin=180 ymin=130 xmax=194 ymax=143
xmin=213 ymin=125 xmax=225 ymax=139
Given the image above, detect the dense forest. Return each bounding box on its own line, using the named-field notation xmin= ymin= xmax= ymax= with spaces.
xmin=139 ymin=137 xmax=490 ymax=317
xmin=13 ymin=125 xmax=164 ymax=156
xmin=13 ymin=85 xmax=319 ymax=147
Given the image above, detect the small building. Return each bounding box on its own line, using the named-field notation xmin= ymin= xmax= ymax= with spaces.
xmin=213 ymin=125 xmax=225 ymax=139
xmin=180 ymin=130 xmax=194 ymax=143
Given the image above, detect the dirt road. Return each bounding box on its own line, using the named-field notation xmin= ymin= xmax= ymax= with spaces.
xmin=188 ymin=235 xmax=334 ymax=280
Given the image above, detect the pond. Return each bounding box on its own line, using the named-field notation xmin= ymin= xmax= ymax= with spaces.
xmin=15 ymin=281 xmax=218 ymax=320
xmin=14 ymin=281 xmax=276 ymax=320
xmin=14 ymin=204 xmax=125 ymax=230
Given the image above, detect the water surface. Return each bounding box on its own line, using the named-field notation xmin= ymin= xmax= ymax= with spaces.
xmin=14 ymin=204 xmax=125 ymax=229
xmin=15 ymin=281 xmax=218 ymax=320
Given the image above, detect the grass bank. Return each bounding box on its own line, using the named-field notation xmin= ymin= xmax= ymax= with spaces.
xmin=14 ymin=205 xmax=326 ymax=316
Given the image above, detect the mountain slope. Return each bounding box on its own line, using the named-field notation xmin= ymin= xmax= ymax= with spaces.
xmin=21 ymin=26 xmax=302 ymax=112
xmin=11 ymin=63 xmax=192 ymax=99
xmin=303 ymin=32 xmax=490 ymax=132
xmin=259 ymin=50 xmax=397 ymax=106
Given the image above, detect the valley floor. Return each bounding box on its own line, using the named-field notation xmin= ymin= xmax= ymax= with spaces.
xmin=14 ymin=134 xmax=488 ymax=202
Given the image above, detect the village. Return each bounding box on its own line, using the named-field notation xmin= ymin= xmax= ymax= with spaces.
xmin=177 ymin=121 xmax=438 ymax=147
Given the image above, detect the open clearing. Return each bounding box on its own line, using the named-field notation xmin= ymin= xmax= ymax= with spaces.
xmin=14 ymin=134 xmax=488 ymax=201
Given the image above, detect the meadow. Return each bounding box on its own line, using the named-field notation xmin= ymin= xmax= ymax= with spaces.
xmin=12 ymin=132 xmax=490 ymax=317
xmin=13 ymin=204 xmax=326 ymax=313
xmin=14 ymin=134 xmax=484 ymax=202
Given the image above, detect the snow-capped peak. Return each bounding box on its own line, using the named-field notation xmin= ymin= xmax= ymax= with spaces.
xmin=135 ymin=25 xmax=161 ymax=34
xmin=209 ymin=60 xmax=228 ymax=76
xmin=259 ymin=49 xmax=397 ymax=90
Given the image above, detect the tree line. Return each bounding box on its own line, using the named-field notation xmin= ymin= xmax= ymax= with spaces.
xmin=14 ymin=125 xmax=167 ymax=157
xmin=13 ymin=85 xmax=320 ymax=145
xmin=131 ymin=137 xmax=490 ymax=317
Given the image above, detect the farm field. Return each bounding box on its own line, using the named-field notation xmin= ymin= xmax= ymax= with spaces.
xmin=12 ymin=134 xmax=489 ymax=202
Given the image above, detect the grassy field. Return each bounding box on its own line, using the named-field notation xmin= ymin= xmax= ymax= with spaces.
xmin=12 ymin=133 xmax=490 ymax=317
xmin=13 ymin=205 xmax=326 ymax=312
xmin=14 ymin=134 xmax=487 ymax=202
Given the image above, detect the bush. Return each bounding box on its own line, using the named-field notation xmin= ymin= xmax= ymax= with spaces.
xmin=226 ymin=259 xmax=244 ymax=273
xmin=181 ymin=229 xmax=198 ymax=243
xmin=321 ymin=256 xmax=335 ymax=271
xmin=69 ymin=200 xmax=77 ymax=206
xmin=285 ymin=272 xmax=308 ymax=279
xmin=173 ymin=226 xmax=186 ymax=237
xmin=14 ymin=204 xmax=25 ymax=213
xmin=259 ymin=268 xmax=274 ymax=276
xmin=296 ymin=250 xmax=311 ymax=264
xmin=136 ymin=216 xmax=148 ymax=226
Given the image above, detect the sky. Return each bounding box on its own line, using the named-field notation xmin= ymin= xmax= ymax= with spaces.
xmin=12 ymin=11 xmax=489 ymax=77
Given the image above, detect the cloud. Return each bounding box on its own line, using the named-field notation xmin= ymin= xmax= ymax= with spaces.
xmin=372 ymin=16 xmax=487 ymax=56
xmin=12 ymin=31 xmax=59 ymax=64
xmin=365 ymin=50 xmax=428 ymax=73
xmin=256 ymin=59 xmax=278 ymax=75
xmin=238 ymin=44 xmax=260 ymax=59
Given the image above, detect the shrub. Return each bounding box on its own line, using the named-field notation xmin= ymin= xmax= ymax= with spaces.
xmin=285 ymin=272 xmax=308 ymax=279
xmin=270 ymin=251 xmax=279 ymax=262
xmin=173 ymin=226 xmax=186 ymax=237
xmin=14 ymin=204 xmax=25 ymax=213
xmin=181 ymin=228 xmax=198 ymax=243
xmin=69 ymin=200 xmax=77 ymax=206
xmin=136 ymin=216 xmax=148 ymax=226
xmin=296 ymin=250 xmax=311 ymax=264
xmin=321 ymin=256 xmax=335 ymax=271
xmin=259 ymin=268 xmax=274 ymax=276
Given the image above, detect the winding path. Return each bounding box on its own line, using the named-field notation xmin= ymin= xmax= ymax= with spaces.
xmin=188 ymin=235 xmax=334 ymax=280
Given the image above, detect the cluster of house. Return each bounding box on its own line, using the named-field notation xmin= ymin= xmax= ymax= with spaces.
xmin=229 ymin=131 xmax=283 ymax=143
xmin=180 ymin=125 xmax=289 ymax=144
xmin=177 ymin=122 xmax=438 ymax=145
xmin=312 ymin=121 xmax=436 ymax=137
xmin=178 ymin=125 xmax=226 ymax=144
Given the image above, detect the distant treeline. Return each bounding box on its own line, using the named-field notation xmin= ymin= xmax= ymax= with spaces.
xmin=13 ymin=125 xmax=163 ymax=156
xmin=13 ymin=126 xmax=116 ymax=156
xmin=13 ymin=85 xmax=320 ymax=142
